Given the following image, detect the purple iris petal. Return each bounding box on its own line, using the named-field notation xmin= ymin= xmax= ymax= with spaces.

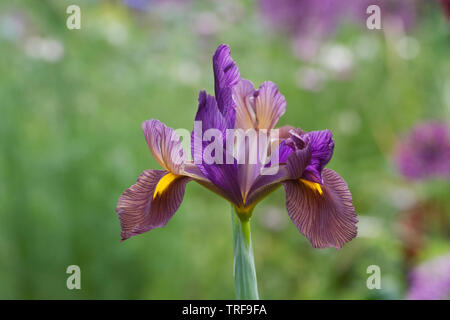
xmin=143 ymin=119 xmax=186 ymax=175
xmin=191 ymin=91 xmax=242 ymax=205
xmin=275 ymin=128 xmax=334 ymax=184
xmin=303 ymin=130 xmax=334 ymax=184
xmin=233 ymin=80 xmax=287 ymax=130
xmin=117 ymin=170 xmax=190 ymax=240
xmin=213 ymin=44 xmax=241 ymax=128
xmin=283 ymin=168 xmax=357 ymax=249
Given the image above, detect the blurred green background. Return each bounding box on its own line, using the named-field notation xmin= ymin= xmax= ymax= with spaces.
xmin=0 ymin=0 xmax=449 ymax=299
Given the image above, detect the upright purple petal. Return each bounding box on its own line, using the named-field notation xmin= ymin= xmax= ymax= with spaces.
xmin=213 ymin=44 xmax=241 ymax=127
xmin=142 ymin=119 xmax=186 ymax=174
xmin=233 ymin=79 xmax=256 ymax=130
xmin=116 ymin=170 xmax=190 ymax=240
xmin=233 ymin=80 xmax=287 ymax=130
xmin=283 ymin=168 xmax=357 ymax=249
xmin=253 ymin=81 xmax=286 ymax=130
xmin=303 ymin=130 xmax=334 ymax=184
xmin=191 ymin=91 xmax=243 ymax=205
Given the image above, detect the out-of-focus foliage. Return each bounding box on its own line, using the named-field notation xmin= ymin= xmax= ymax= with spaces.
xmin=0 ymin=0 xmax=449 ymax=299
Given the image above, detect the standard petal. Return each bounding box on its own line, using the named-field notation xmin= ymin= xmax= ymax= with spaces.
xmin=253 ymin=81 xmax=286 ymax=130
xmin=142 ymin=119 xmax=186 ymax=175
xmin=191 ymin=90 xmax=228 ymax=166
xmin=283 ymin=168 xmax=357 ymax=249
xmin=303 ymin=130 xmax=334 ymax=184
xmin=233 ymin=79 xmax=257 ymax=130
xmin=213 ymin=44 xmax=241 ymax=127
xmin=116 ymin=170 xmax=190 ymax=240
xmin=233 ymin=80 xmax=287 ymax=131
xmin=191 ymin=91 xmax=243 ymax=205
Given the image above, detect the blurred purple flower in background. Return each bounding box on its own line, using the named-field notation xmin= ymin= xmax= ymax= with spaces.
xmin=123 ymin=0 xmax=185 ymax=11
xmin=259 ymin=0 xmax=420 ymax=61
xmin=395 ymin=121 xmax=450 ymax=181
xmin=123 ymin=0 xmax=152 ymax=11
xmin=260 ymin=0 xmax=346 ymax=61
xmin=260 ymin=0 xmax=343 ymax=37
xmin=406 ymin=254 xmax=450 ymax=300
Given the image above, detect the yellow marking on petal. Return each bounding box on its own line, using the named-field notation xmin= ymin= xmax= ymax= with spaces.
xmin=153 ymin=172 xmax=178 ymax=199
xmin=300 ymin=179 xmax=323 ymax=195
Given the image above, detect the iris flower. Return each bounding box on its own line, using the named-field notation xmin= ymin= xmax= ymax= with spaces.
xmin=116 ymin=44 xmax=357 ymax=299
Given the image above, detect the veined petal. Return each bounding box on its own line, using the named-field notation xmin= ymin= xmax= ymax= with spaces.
xmin=142 ymin=119 xmax=186 ymax=175
xmin=213 ymin=44 xmax=241 ymax=127
xmin=233 ymin=79 xmax=257 ymax=130
xmin=191 ymin=91 xmax=243 ymax=205
xmin=191 ymin=90 xmax=228 ymax=166
xmin=303 ymin=130 xmax=334 ymax=184
xmin=286 ymin=147 xmax=311 ymax=179
xmin=116 ymin=170 xmax=190 ymax=240
xmin=283 ymin=169 xmax=357 ymax=249
xmin=253 ymin=81 xmax=286 ymax=130
xmin=245 ymin=165 xmax=289 ymax=207
xmin=271 ymin=128 xmax=334 ymax=184
xmin=233 ymin=80 xmax=287 ymax=131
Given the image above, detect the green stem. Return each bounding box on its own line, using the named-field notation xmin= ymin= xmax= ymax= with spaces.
xmin=231 ymin=207 xmax=259 ymax=300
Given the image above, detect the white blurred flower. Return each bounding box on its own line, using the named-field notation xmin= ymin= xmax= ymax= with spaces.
xmin=216 ymin=0 xmax=244 ymax=23
xmin=258 ymin=206 xmax=287 ymax=232
xmin=357 ymin=216 xmax=383 ymax=238
xmin=194 ymin=12 xmax=221 ymax=37
xmin=354 ymin=36 xmax=380 ymax=61
xmin=0 ymin=12 xmax=26 ymax=41
xmin=337 ymin=110 xmax=361 ymax=135
xmin=394 ymin=36 xmax=420 ymax=60
xmin=387 ymin=186 xmax=417 ymax=211
xmin=319 ymin=44 xmax=354 ymax=79
xmin=173 ymin=62 xmax=201 ymax=86
xmin=295 ymin=66 xmax=326 ymax=92
xmin=292 ymin=36 xmax=321 ymax=62
xmin=24 ymin=37 xmax=64 ymax=62
xmin=104 ymin=22 xmax=128 ymax=46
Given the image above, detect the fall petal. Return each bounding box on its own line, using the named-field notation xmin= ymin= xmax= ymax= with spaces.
xmin=283 ymin=168 xmax=357 ymax=249
xmin=116 ymin=170 xmax=190 ymax=240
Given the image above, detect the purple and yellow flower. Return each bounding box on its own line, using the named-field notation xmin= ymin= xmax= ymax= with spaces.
xmin=395 ymin=121 xmax=450 ymax=180
xmin=116 ymin=44 xmax=357 ymax=249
